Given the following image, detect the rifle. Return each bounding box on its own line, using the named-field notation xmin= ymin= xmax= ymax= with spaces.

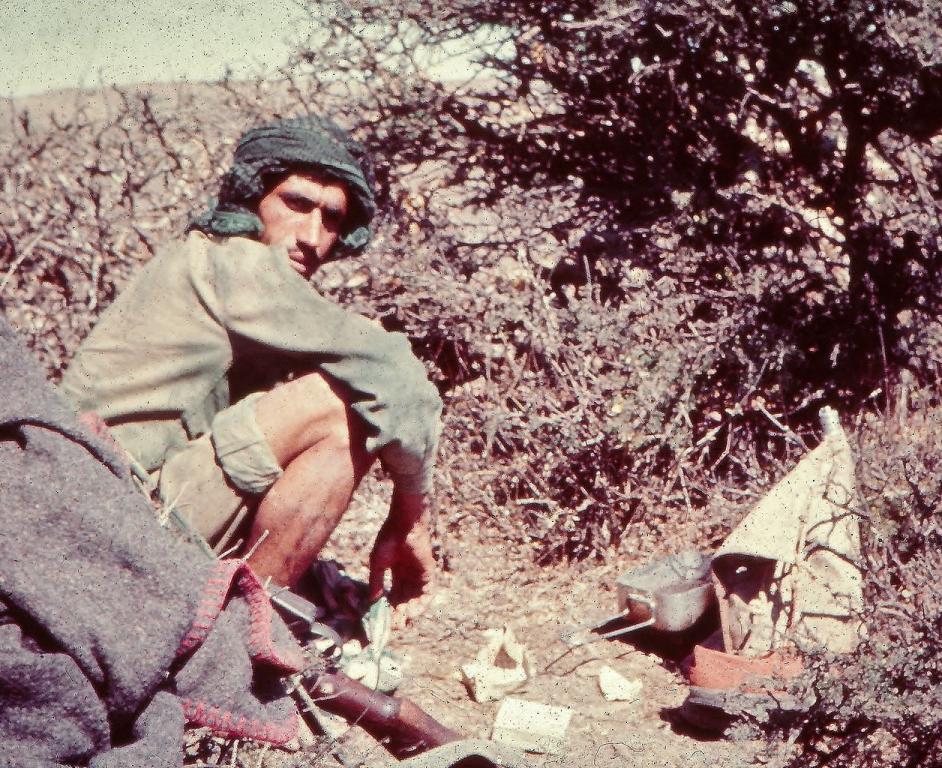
xmin=271 ymin=589 xmax=460 ymax=758
xmin=298 ymin=669 xmax=460 ymax=757
xmin=157 ymin=482 xmax=462 ymax=758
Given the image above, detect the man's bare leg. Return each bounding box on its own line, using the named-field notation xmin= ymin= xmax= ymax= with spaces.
xmin=244 ymin=372 xmax=373 ymax=587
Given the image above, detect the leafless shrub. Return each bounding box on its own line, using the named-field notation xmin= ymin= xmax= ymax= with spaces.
xmin=756 ymin=387 xmax=942 ymax=766
xmin=1 ymin=86 xmax=230 ymax=372
xmin=276 ymin=0 xmax=942 ymax=559
xmin=2 ymin=0 xmax=940 ymax=567
xmin=0 ymin=7 xmax=938 ymax=767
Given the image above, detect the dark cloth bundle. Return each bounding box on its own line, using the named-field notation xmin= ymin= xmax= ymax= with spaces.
xmin=0 ymin=317 xmax=303 ymax=767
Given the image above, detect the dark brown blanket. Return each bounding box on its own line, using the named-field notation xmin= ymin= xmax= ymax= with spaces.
xmin=0 ymin=317 xmax=303 ymax=767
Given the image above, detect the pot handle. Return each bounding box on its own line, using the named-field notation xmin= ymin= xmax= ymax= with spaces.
xmin=559 ymin=594 xmax=656 ymax=647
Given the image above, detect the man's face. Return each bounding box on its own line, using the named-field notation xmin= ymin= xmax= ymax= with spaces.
xmin=257 ymin=173 xmax=350 ymax=278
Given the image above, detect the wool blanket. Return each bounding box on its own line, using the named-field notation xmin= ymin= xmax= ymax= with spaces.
xmin=0 ymin=316 xmax=303 ymax=767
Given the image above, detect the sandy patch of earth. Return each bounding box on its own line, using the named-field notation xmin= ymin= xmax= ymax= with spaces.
xmin=302 ymin=485 xmax=764 ymax=768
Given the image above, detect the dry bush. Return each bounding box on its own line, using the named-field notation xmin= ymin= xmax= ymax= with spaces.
xmin=2 ymin=0 xmax=941 ymax=567
xmin=280 ymin=0 xmax=942 ymax=559
xmin=753 ymin=387 xmax=942 ymax=766
xmin=0 ymin=87 xmax=231 ymax=373
xmin=1 ymin=6 xmax=940 ymax=763
xmin=0 ymin=78 xmax=760 ymax=563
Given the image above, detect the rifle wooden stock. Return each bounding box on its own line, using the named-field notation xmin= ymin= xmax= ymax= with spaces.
xmin=307 ymin=670 xmax=460 ymax=756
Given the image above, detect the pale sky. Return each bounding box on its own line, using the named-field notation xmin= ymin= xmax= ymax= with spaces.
xmin=0 ymin=1 xmax=509 ymax=99
xmin=0 ymin=0 xmax=309 ymax=98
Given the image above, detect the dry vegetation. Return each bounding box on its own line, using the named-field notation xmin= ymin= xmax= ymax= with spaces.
xmin=2 ymin=0 xmax=942 ymax=764
xmin=751 ymin=395 xmax=942 ymax=767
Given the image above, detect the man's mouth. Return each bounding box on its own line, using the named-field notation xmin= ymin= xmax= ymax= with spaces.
xmin=288 ymin=252 xmax=312 ymax=275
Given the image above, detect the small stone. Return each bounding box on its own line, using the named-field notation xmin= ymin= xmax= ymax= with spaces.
xmin=598 ymin=665 xmax=643 ymax=703
xmin=492 ymin=698 xmax=572 ymax=755
xmin=460 ymin=627 xmax=535 ymax=703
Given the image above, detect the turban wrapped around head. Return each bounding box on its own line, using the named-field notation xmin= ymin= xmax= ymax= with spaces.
xmin=189 ymin=115 xmax=376 ymax=255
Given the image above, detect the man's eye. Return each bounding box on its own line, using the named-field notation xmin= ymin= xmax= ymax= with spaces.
xmin=322 ymin=209 xmax=344 ymax=227
xmin=282 ymin=195 xmax=314 ymax=213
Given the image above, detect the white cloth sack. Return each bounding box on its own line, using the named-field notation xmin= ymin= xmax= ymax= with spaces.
xmin=711 ymin=407 xmax=864 ymax=655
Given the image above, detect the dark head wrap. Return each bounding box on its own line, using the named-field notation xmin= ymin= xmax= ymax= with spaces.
xmin=189 ymin=115 xmax=376 ymax=255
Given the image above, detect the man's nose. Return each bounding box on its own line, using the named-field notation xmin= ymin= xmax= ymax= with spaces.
xmin=298 ymin=211 xmax=325 ymax=249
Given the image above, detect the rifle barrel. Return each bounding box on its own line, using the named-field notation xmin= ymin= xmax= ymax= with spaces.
xmin=308 ymin=671 xmax=460 ymax=756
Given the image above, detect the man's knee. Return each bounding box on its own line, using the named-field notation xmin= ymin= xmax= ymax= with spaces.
xmin=254 ymin=371 xmax=369 ymax=467
xmin=278 ymin=371 xmax=350 ymax=437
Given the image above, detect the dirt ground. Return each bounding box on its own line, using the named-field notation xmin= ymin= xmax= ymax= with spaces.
xmin=302 ymin=482 xmax=764 ymax=768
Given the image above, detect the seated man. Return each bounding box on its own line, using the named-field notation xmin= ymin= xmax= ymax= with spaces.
xmin=61 ymin=115 xmax=442 ymax=621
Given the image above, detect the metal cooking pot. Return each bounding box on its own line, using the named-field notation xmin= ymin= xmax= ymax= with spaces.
xmin=561 ymin=551 xmax=715 ymax=647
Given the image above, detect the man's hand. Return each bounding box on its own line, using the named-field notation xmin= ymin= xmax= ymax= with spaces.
xmin=368 ymin=490 xmax=436 ymax=628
